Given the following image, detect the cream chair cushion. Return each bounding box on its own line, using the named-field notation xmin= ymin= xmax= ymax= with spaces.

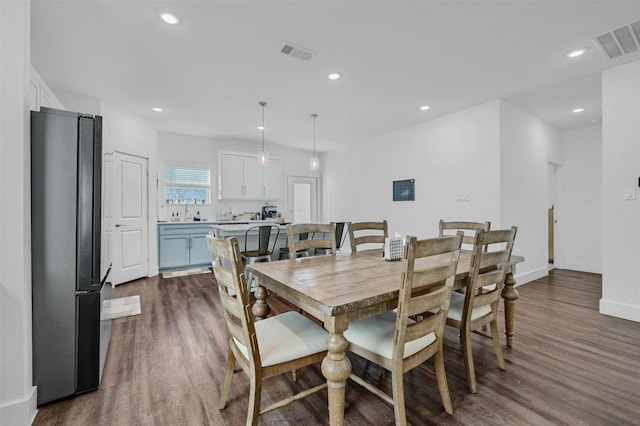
xmin=447 ymin=291 xmax=491 ymax=322
xmin=234 ymin=311 xmax=328 ymax=367
xmin=344 ymin=311 xmax=436 ymax=360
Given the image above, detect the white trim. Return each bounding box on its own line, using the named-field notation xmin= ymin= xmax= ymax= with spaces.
xmin=514 ymin=266 xmax=548 ymax=286
xmin=562 ymin=261 xmax=602 ymax=275
xmin=217 ymin=149 xmax=280 ymax=162
xmin=0 ymin=386 xmax=37 ymax=426
xmin=600 ymin=299 xmax=640 ymax=322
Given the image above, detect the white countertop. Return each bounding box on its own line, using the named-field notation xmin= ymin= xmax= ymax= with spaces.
xmin=158 ymin=220 xmax=278 ymax=226
xmin=210 ymin=222 xmax=288 ymax=237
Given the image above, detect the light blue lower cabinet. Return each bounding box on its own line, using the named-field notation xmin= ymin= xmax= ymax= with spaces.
xmin=158 ymin=224 xmax=213 ymax=271
xmin=189 ymin=233 xmax=212 ymax=265
xmin=159 ymin=234 xmax=190 ymax=269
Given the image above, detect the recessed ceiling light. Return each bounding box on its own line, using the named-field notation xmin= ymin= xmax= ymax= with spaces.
xmin=152 ymin=106 xmax=163 ymax=112
xmin=419 ymin=105 xmax=431 ymax=111
xmin=328 ymin=73 xmax=341 ymax=80
xmin=572 ymin=107 xmax=585 ymax=113
xmin=159 ymin=12 xmax=179 ymax=25
xmin=567 ymin=48 xmax=587 ymax=58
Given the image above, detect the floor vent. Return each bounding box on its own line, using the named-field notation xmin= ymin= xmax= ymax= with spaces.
xmin=595 ymin=20 xmax=640 ymax=59
xmin=280 ymin=42 xmax=315 ymax=61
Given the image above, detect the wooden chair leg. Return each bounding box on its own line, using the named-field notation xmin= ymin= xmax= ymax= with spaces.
xmin=434 ymin=349 xmax=453 ymax=414
xmin=490 ymin=319 xmax=506 ymax=370
xmin=219 ymin=346 xmax=236 ymax=409
xmin=391 ymin=368 xmax=407 ymax=426
xmin=461 ymin=327 xmax=478 ymax=393
xmin=247 ymin=371 xmax=262 ymax=426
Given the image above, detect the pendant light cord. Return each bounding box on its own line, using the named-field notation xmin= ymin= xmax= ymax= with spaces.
xmin=260 ymin=101 xmax=266 ymax=151
xmin=312 ymin=113 xmax=317 ymax=156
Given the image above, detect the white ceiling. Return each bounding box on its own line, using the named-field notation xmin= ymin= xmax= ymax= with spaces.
xmin=31 ymin=1 xmax=640 ymax=152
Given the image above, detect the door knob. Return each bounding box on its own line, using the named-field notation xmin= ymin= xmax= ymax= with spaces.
xmin=115 ymin=223 xmax=126 ymax=228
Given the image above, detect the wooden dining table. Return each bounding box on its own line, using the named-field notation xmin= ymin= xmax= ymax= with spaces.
xmin=247 ymin=249 xmax=524 ymax=426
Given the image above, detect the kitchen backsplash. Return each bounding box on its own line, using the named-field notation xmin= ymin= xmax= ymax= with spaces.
xmin=158 ymin=200 xmax=282 ymax=222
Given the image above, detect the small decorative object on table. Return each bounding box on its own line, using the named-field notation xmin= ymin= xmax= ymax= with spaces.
xmin=384 ymin=236 xmax=404 ymax=261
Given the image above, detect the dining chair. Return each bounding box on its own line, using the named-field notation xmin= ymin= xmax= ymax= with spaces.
xmin=241 ymin=224 xmax=279 ymax=290
xmin=287 ymin=223 xmax=337 ymax=256
xmin=445 ymin=226 xmax=517 ymax=394
xmin=439 ymin=220 xmax=491 ymax=250
xmin=314 ymin=221 xmax=347 ymax=255
xmin=279 ymin=232 xmax=310 ymax=259
xmin=207 ymin=235 xmax=329 ymax=426
xmin=344 ymin=233 xmax=464 ymax=423
xmin=347 ymin=220 xmax=388 ymax=252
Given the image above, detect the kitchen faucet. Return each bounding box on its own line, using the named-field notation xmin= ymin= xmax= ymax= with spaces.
xmin=184 ymin=200 xmax=192 ymax=221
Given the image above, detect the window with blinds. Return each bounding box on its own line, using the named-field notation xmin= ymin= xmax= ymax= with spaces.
xmin=164 ymin=163 xmax=211 ymax=204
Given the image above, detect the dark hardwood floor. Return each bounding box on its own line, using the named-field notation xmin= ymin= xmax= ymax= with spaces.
xmin=33 ymin=269 xmax=640 ymax=425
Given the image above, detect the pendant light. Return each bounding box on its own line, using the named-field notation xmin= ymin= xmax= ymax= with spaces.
xmin=309 ymin=113 xmax=319 ymax=171
xmin=258 ymin=101 xmax=269 ymax=167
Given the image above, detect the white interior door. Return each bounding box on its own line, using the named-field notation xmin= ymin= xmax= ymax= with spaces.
xmin=109 ymin=152 xmax=149 ymax=285
xmin=287 ymin=176 xmax=318 ymax=223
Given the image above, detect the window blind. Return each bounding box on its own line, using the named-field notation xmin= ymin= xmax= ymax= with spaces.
xmin=164 ymin=164 xmax=210 ymax=188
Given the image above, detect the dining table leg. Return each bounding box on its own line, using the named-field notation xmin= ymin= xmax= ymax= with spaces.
xmin=321 ymin=319 xmax=351 ymax=426
xmin=501 ymin=270 xmax=519 ymax=348
xmin=251 ymin=284 xmax=271 ymax=320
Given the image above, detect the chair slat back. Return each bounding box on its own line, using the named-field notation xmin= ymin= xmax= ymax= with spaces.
xmin=207 ymin=235 xmax=260 ymax=366
xmin=463 ymin=227 xmax=517 ymax=320
xmin=439 ymin=220 xmax=491 ymax=248
xmin=348 ymin=220 xmax=388 ymax=252
xmin=287 ymin=223 xmax=336 ymax=255
xmin=244 ymin=225 xmax=280 ymax=256
xmin=393 ymin=233 xmax=463 ymax=363
xmin=334 ymin=222 xmax=347 ymax=249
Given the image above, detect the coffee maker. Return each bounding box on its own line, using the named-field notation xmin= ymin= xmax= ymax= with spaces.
xmin=261 ymin=205 xmax=278 ymax=220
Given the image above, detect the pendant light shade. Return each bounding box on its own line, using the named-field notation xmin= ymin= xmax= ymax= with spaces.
xmin=309 ymin=113 xmax=319 ymax=171
xmin=258 ymin=101 xmax=269 ymax=167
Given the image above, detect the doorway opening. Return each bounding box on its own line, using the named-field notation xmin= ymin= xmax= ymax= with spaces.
xmin=286 ymin=176 xmax=318 ymax=223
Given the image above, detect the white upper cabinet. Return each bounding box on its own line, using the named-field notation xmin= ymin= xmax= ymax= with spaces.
xmin=219 ymin=153 xmax=244 ymax=199
xmin=30 ymin=66 xmax=64 ymax=111
xmin=262 ymin=158 xmax=283 ymax=200
xmin=218 ymin=151 xmax=283 ymax=200
xmin=243 ymin=155 xmax=263 ymax=199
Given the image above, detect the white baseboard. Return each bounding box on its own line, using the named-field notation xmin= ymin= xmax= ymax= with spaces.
xmin=600 ymin=299 xmax=640 ymax=322
xmin=514 ymin=266 xmax=548 ymax=286
xmin=561 ymin=261 xmax=602 ymax=274
xmin=0 ymin=385 xmax=37 ymax=426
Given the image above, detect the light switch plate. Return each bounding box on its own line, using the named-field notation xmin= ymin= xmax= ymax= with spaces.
xmin=625 ymin=188 xmax=636 ymax=200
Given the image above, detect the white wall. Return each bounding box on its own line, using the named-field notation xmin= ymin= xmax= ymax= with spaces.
xmin=499 ymin=101 xmax=563 ymax=284
xmin=52 ymin=88 xmax=100 ymax=116
xmin=0 ymin=1 xmax=37 ymax=424
xmin=323 ymin=99 xmax=562 ymax=285
xmin=157 ymin=131 xmax=319 ymax=223
xmin=558 ymin=126 xmax=602 ymax=273
xmin=100 ymin=102 xmax=159 ymax=276
xmin=601 ymin=60 xmax=640 ymax=322
xmin=323 ymin=100 xmax=503 ymax=246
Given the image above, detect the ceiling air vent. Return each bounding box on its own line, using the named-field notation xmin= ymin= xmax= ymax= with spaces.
xmin=280 ymin=42 xmax=315 ymax=61
xmin=595 ymin=20 xmax=640 ymax=59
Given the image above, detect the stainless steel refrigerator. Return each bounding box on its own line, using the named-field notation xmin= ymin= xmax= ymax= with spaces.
xmin=31 ymin=107 xmax=112 ymax=405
